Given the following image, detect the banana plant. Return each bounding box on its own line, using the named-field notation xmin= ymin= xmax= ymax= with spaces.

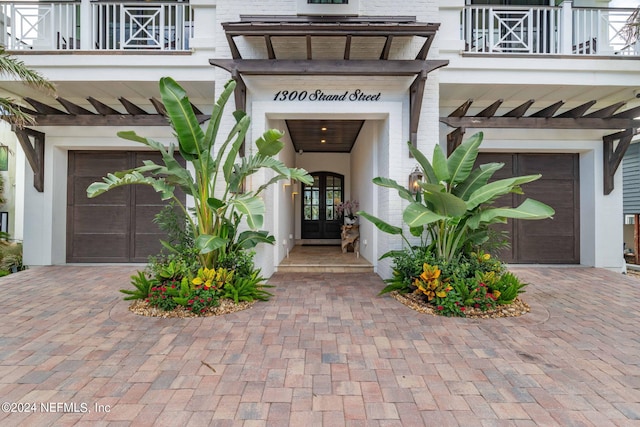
xmin=358 ymin=132 xmax=555 ymax=262
xmin=87 ymin=78 xmax=313 ymax=269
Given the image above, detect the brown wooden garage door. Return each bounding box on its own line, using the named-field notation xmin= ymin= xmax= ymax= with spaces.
xmin=477 ymin=153 xmax=580 ymax=264
xmin=67 ymin=151 xmax=185 ymax=263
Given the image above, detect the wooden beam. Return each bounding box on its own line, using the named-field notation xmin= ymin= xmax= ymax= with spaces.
xmin=556 ymin=100 xmax=597 ymax=118
xmin=529 ymin=100 xmax=564 ymax=118
xmin=613 ymin=105 xmax=640 ymax=119
xmin=87 ymin=97 xmax=122 ymax=115
xmin=210 ymin=58 xmax=449 ymax=76
xmin=503 ymin=99 xmax=535 ymax=118
xmin=448 ymin=99 xmax=473 ymax=118
xmin=150 ymin=98 xmax=167 ymax=116
xmin=603 ymin=128 xmax=634 ymax=195
xmin=24 ymin=97 xmax=67 ymax=115
xmin=227 ymin=34 xmax=241 ymax=59
xmin=13 ymin=127 xmax=44 ymax=192
xmin=415 ymin=34 xmax=434 ymax=60
xmin=231 ymin=70 xmax=247 ymax=156
xmin=119 ymin=97 xmax=148 ymax=115
xmin=380 ymin=35 xmax=393 ymax=60
xmin=344 ymin=35 xmax=351 ymax=60
xmin=30 ymin=114 xmax=209 ymax=126
xmin=56 ymin=97 xmax=95 ymax=115
xmin=584 ymin=101 xmax=626 ymax=118
xmin=439 ymin=116 xmax=640 ymax=130
xmin=476 ymin=99 xmax=503 ymax=117
xmin=265 ymin=35 xmax=275 ymax=60
xmin=447 ymin=127 xmax=465 ymax=156
xmin=409 ymin=71 xmax=427 ymax=150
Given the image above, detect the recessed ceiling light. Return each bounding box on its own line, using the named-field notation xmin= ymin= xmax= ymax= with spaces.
xmin=321 ymin=139 xmax=326 ymax=143
xmin=321 ymin=127 xmax=327 ymax=131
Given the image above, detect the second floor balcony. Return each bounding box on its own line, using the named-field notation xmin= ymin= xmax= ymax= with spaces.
xmin=462 ymin=3 xmax=639 ymax=56
xmin=0 ymin=0 xmax=193 ymax=51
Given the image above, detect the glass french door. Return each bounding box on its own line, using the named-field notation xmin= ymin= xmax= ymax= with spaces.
xmin=301 ymin=172 xmax=343 ymax=239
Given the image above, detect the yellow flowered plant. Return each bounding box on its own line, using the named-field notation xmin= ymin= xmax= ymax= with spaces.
xmin=414 ymin=263 xmax=450 ymax=301
xmin=471 ymin=250 xmax=491 ymax=262
xmin=192 ymin=267 xmax=234 ymax=289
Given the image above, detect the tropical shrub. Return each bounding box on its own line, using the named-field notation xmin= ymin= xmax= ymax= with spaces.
xmin=360 ymin=132 xmax=544 ymax=317
xmin=87 ymin=78 xmax=313 ymax=271
xmin=120 ymin=271 xmax=158 ymax=301
xmin=90 ymin=77 xmax=312 ymax=314
xmin=223 ymin=270 xmax=274 ymax=303
xmin=358 ymin=132 xmax=554 ymax=263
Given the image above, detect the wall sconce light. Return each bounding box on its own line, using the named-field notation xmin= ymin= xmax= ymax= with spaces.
xmin=408 ymin=166 xmax=423 ymax=195
xmin=292 ymin=181 xmax=299 ymax=196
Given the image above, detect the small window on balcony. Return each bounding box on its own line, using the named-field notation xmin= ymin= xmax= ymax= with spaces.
xmin=298 ymin=0 xmax=358 ymax=15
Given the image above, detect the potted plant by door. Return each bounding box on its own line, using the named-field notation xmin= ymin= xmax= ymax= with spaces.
xmin=338 ymin=200 xmax=359 ymax=225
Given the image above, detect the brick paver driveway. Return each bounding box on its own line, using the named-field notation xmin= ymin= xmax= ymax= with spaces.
xmin=0 ymin=265 xmax=639 ymax=426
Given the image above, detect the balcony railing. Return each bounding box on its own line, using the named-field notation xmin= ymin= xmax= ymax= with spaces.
xmin=462 ymin=5 xmax=639 ymax=56
xmin=0 ymin=0 xmax=192 ymax=51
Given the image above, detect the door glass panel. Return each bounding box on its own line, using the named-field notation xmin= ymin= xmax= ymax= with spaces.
xmin=302 ymin=172 xmax=344 ymax=239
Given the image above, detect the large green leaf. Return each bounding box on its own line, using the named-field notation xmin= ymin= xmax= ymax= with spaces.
xmin=222 ymin=114 xmax=251 ymax=183
xmin=204 ymin=79 xmax=236 ymax=154
xmin=159 ymin=77 xmax=204 ymax=156
xmin=372 ymin=177 xmax=414 ymax=202
xmin=407 ymin=142 xmax=438 ymax=185
xmin=477 ymin=198 xmax=555 ymax=224
xmin=236 ymin=230 xmax=276 ymax=249
xmin=403 ymin=203 xmax=446 ymax=228
xmin=195 ymin=234 xmax=227 ymax=254
xmin=432 ymin=144 xmax=450 ymax=183
xmin=466 ymin=174 xmax=542 ymax=210
xmin=453 ymin=162 xmax=504 ymax=201
xmin=87 ymin=171 xmax=175 ymax=200
xmin=229 ymin=194 xmax=265 ymax=229
xmin=256 ymin=129 xmax=285 ymax=157
xmin=357 ymin=211 xmax=402 ymax=235
xmin=447 ymin=132 xmax=483 ymax=185
xmin=421 ymin=190 xmax=467 ymax=218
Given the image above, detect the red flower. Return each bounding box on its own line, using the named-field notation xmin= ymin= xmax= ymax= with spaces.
xmin=188 ymin=299 xmax=194 ymax=304
xmin=437 ymin=305 xmax=444 ymax=311
xmin=474 ymin=303 xmax=480 ymax=308
xmin=460 ymin=307 xmax=466 ymax=311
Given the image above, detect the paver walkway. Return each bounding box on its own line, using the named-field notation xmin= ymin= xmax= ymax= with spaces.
xmin=0 ymin=265 xmax=639 ymax=426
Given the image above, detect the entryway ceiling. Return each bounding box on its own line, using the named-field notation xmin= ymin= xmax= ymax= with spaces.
xmin=286 ymin=119 xmax=364 ymax=153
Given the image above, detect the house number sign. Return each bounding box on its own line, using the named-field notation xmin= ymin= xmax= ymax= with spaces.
xmin=273 ymin=89 xmax=381 ymax=102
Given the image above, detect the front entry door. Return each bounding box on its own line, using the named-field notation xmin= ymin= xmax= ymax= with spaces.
xmin=301 ymin=172 xmax=343 ymax=239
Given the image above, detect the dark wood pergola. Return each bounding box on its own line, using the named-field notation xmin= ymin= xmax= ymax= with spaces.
xmin=11 ymin=96 xmax=210 ymax=192
xmin=210 ymin=15 xmax=448 ymax=149
xmin=440 ymin=99 xmax=640 ymax=195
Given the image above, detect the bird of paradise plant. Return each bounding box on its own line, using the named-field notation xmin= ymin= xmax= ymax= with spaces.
xmin=358 ymin=132 xmax=555 ymax=263
xmin=87 ymin=78 xmax=313 ymax=269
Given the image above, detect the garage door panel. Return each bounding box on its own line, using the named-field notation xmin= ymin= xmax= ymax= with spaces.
xmin=517 ymin=154 xmax=576 ymax=178
xmin=73 ymin=152 xmax=129 ymax=176
xmin=71 ymin=234 xmax=129 ymax=260
xmin=133 ymin=237 xmax=164 ymax=261
xmin=68 ymin=151 xmax=186 ymax=263
xmin=73 ymin=206 xmax=129 ymax=234
xmin=72 ymin=178 xmax=128 ymax=205
xmin=134 ymin=205 xmax=165 ymax=233
xmin=517 ymin=237 xmax=577 ymax=263
xmin=477 ymin=153 xmax=579 ymax=264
